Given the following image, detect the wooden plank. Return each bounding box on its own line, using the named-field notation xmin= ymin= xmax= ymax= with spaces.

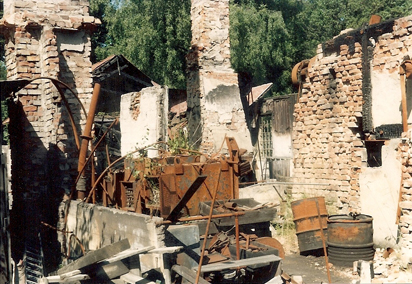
xmin=195 ymin=254 xmax=281 ymax=273
xmin=120 ymin=272 xmax=156 ymax=284
xmin=172 ymin=265 xmax=209 ymax=284
xmin=58 ymin=239 xmax=130 ymax=275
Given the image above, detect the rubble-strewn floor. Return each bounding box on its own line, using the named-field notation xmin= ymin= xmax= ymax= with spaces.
xmin=370 ymin=248 xmax=412 ymax=283
xmin=280 ymin=247 xmax=412 ymax=283
xmin=273 ymin=229 xmax=412 ymax=283
xmin=282 ymin=254 xmax=356 ymax=283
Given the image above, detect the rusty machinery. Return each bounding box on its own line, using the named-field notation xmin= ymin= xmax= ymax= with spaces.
xmin=100 ymin=137 xmax=247 ymax=220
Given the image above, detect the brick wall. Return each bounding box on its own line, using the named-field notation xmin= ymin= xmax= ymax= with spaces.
xmin=293 ymin=15 xmax=412 ymax=252
xmin=186 ymin=0 xmax=252 ymax=155
xmin=1 ymin=0 xmax=98 ymax=269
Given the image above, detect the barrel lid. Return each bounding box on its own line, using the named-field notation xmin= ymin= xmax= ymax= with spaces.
xmin=328 ymin=214 xmax=373 ymax=223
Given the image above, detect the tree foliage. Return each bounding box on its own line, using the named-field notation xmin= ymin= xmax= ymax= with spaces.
xmin=88 ymin=0 xmax=412 ymax=94
xmin=229 ymin=2 xmax=293 ymax=93
xmin=90 ymin=0 xmax=191 ymax=89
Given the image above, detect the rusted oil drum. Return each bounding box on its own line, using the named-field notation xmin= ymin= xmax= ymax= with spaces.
xmin=291 ymin=197 xmax=328 ymax=254
xmin=327 ymin=214 xmax=375 ymax=267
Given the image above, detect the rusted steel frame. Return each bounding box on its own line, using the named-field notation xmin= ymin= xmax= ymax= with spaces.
xmin=315 ymin=198 xmax=331 ymax=284
xmin=195 ymin=168 xmax=222 ymax=284
xmin=235 ymin=214 xmax=240 ymax=261
xmin=158 ymin=212 xmax=245 ymax=225
xmin=84 ymin=142 xmax=165 ymax=203
xmin=166 ymin=175 xmax=208 ymax=221
xmin=74 ymin=118 xmax=119 ymax=186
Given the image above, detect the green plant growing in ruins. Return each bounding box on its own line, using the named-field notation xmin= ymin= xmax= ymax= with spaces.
xmin=168 ymin=128 xmax=191 ymax=155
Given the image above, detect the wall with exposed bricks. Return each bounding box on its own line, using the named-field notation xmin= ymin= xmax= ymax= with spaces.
xmin=186 ymin=0 xmax=252 ymax=155
xmin=1 ymin=0 xmax=99 ymax=268
xmin=292 ymin=15 xmax=412 ymax=256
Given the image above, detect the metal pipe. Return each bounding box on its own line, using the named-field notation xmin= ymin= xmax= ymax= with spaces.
xmin=235 ymin=214 xmax=240 ymax=261
xmin=74 ymin=118 xmax=118 ymax=186
xmin=158 ymin=212 xmax=245 ymax=225
xmin=315 ymin=198 xmax=331 ymax=284
xmin=195 ymin=168 xmax=222 ymax=284
xmin=77 ymin=82 xmax=101 ymax=200
xmin=241 ymin=181 xmax=331 ymax=187
xmin=51 ymin=80 xmax=81 ymax=150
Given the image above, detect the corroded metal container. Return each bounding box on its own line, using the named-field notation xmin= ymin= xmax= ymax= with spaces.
xmin=291 ymin=197 xmax=328 ymax=253
xmin=327 ymin=214 xmax=375 ymax=267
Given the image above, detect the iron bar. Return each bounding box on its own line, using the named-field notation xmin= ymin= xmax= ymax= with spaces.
xmin=195 ymin=168 xmax=222 ymax=284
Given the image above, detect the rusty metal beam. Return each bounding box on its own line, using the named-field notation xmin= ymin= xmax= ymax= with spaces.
xmin=166 ymin=175 xmax=207 ymax=221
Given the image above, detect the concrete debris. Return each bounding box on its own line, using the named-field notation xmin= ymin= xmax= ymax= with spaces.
xmin=350 ymin=248 xmax=412 ymax=283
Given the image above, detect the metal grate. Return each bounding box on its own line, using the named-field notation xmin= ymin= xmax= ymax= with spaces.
xmin=260 ymin=116 xmax=273 ymax=158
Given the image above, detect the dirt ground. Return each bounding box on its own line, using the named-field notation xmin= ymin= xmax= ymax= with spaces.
xmin=282 ymin=254 xmax=356 ymax=283
xmin=273 ymin=228 xmax=357 ymax=284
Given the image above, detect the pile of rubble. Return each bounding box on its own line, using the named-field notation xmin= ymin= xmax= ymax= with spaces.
xmin=368 ymin=248 xmax=412 ymax=283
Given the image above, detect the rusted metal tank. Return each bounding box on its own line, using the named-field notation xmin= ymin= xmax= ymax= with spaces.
xmin=327 ymin=214 xmax=375 ymax=267
xmin=291 ymin=197 xmax=328 ymax=254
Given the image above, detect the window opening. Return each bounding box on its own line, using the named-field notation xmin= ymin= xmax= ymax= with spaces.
xmin=365 ymin=140 xmax=384 ymax=167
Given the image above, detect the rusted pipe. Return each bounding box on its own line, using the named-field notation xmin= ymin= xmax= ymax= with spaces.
xmin=400 ymin=66 xmax=408 ymax=132
xmin=77 ymin=82 xmax=101 ymax=200
xmin=195 ymin=168 xmax=222 ymax=284
xmin=51 ymin=80 xmax=81 ymax=150
xmin=315 ymin=198 xmax=332 ymax=284
xmin=74 ymin=118 xmax=118 ymax=186
xmin=158 ymin=212 xmax=245 ymax=225
xmin=235 ymin=214 xmax=240 ymax=261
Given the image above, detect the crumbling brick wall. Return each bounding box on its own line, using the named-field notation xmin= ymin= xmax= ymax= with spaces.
xmin=293 ymin=15 xmax=412 ymax=252
xmin=186 ymin=0 xmax=252 ymax=155
xmin=0 ymin=0 xmax=99 ymax=270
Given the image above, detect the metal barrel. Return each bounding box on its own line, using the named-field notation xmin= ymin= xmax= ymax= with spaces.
xmin=291 ymin=197 xmax=328 ymax=254
xmin=327 ymin=214 xmax=375 ymax=267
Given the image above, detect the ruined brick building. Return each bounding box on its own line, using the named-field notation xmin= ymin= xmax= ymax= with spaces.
xmin=0 ymin=0 xmax=99 ymax=274
xmin=290 ymin=15 xmax=412 ymax=263
xmin=3 ymin=0 xmax=412 ymax=280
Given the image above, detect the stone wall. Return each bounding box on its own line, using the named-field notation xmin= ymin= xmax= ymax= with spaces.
xmin=186 ymin=0 xmax=252 ymax=155
xmin=1 ymin=0 xmax=99 ymax=269
xmin=292 ymin=15 xmax=412 ymax=250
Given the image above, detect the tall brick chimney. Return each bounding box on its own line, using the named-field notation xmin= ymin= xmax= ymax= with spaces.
xmin=0 ymin=0 xmax=99 ymax=270
xmin=186 ymin=0 xmax=252 ymax=154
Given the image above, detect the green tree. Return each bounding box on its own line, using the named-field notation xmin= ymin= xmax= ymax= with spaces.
xmin=229 ymin=1 xmax=293 ymax=93
xmin=90 ymin=0 xmax=191 ymax=90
